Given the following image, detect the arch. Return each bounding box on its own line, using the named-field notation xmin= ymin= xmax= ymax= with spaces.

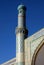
xmin=31 ymin=39 xmax=44 ymax=65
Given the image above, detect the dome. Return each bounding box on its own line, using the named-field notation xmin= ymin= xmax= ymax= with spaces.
xmin=17 ymin=4 xmax=26 ymax=10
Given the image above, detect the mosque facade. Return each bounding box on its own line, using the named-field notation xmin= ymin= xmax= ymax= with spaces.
xmin=2 ymin=5 xmax=44 ymax=65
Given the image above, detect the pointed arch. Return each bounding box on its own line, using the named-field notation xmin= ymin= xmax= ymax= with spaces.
xmin=31 ymin=39 xmax=44 ymax=65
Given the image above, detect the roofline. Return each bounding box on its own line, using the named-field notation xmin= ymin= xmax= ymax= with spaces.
xmin=1 ymin=57 xmax=16 ymax=65
xmin=25 ymin=28 xmax=44 ymax=41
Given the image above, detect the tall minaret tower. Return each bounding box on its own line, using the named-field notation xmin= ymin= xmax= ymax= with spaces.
xmin=16 ymin=5 xmax=28 ymax=65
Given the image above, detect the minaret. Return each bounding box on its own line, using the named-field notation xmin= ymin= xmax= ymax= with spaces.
xmin=15 ymin=5 xmax=28 ymax=65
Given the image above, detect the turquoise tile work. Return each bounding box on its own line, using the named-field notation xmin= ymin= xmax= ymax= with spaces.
xmin=16 ymin=62 xmax=25 ymax=65
xmin=16 ymin=42 xmax=24 ymax=53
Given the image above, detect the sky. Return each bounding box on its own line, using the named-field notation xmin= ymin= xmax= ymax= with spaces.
xmin=0 ymin=0 xmax=44 ymax=64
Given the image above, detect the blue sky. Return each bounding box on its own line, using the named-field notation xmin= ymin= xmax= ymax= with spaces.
xmin=0 ymin=0 xmax=44 ymax=64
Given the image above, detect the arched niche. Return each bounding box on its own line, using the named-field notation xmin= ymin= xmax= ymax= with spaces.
xmin=31 ymin=39 xmax=44 ymax=65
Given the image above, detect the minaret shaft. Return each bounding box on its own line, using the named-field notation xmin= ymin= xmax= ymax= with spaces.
xmin=18 ymin=9 xmax=26 ymax=28
xmin=18 ymin=15 xmax=26 ymax=28
xmin=16 ymin=5 xmax=28 ymax=65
